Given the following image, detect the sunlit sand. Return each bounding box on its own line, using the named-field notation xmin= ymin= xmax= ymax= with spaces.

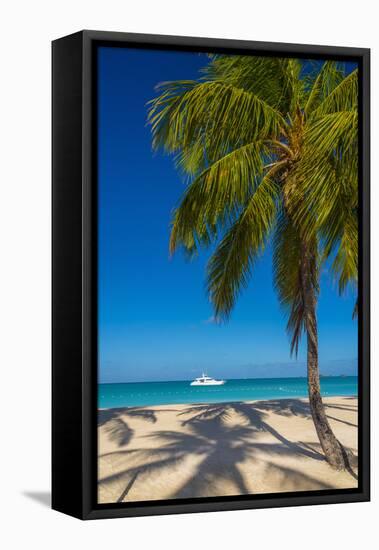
xmin=98 ymin=396 xmax=358 ymax=503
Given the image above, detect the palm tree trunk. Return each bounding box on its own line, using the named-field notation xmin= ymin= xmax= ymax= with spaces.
xmin=300 ymin=242 xmax=348 ymax=470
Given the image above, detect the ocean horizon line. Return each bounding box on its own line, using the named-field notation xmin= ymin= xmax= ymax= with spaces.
xmin=99 ymin=374 xmax=356 ymax=385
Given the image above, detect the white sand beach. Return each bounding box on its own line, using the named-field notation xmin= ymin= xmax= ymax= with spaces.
xmin=98 ymin=396 xmax=358 ymax=504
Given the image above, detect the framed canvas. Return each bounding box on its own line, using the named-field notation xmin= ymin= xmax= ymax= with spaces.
xmin=52 ymin=30 xmax=370 ymax=520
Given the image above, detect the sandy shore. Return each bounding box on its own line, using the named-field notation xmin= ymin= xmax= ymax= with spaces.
xmin=98 ymin=396 xmax=358 ymax=504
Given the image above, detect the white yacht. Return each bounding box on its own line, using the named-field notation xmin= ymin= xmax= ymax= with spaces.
xmin=190 ymin=373 xmax=226 ymax=386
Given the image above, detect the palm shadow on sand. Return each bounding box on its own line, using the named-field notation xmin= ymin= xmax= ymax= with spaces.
xmin=98 ymin=399 xmax=358 ymax=502
xmin=248 ymin=398 xmax=358 ymax=428
xmin=98 ymin=406 xmax=179 ymax=447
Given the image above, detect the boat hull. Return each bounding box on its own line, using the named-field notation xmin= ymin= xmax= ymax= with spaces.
xmin=190 ymin=380 xmax=225 ymax=386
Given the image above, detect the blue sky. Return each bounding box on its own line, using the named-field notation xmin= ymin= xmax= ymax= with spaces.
xmin=98 ymin=46 xmax=358 ymax=383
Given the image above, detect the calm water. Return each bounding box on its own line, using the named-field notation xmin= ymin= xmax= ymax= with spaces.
xmin=98 ymin=376 xmax=358 ymax=409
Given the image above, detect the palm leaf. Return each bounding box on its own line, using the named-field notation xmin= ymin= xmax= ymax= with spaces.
xmin=206 ymin=174 xmax=279 ymax=319
xmin=330 ymin=211 xmax=358 ymax=294
xmin=311 ymin=69 xmax=358 ymax=118
xmin=304 ymin=61 xmax=346 ymax=115
xmin=147 ymin=54 xmax=358 ymax=328
xmin=290 ymin=118 xmax=358 ymax=295
xmin=148 ymin=80 xmax=286 ymax=170
xmin=201 ymin=55 xmax=302 ymax=115
xmin=169 ymin=141 xmax=271 ymax=255
xmin=303 ymin=110 xmax=358 ymax=157
xmin=273 ymin=211 xmax=319 ymax=355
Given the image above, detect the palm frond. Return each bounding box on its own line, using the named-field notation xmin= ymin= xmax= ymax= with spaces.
xmin=273 ymin=211 xmax=319 ymax=355
xmin=311 ymin=69 xmax=358 ymax=118
xmin=290 ymin=130 xmax=358 ymax=294
xmin=147 ymin=80 xmax=198 ymax=151
xmin=303 ymin=110 xmax=358 ymax=156
xmin=169 ymin=141 xmax=271 ymax=255
xmin=148 ymin=80 xmax=286 ymax=170
xmin=147 ymin=55 xmax=358 ymax=337
xmin=330 ymin=211 xmax=358 ymax=294
xmin=206 ymin=174 xmax=279 ymax=319
xmin=201 ymin=55 xmax=302 ymax=115
xmin=304 ymin=61 xmax=346 ymax=115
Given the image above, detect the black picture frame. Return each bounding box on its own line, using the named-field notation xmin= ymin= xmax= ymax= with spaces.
xmin=52 ymin=30 xmax=370 ymax=520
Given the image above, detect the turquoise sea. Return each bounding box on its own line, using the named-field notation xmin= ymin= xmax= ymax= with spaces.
xmin=98 ymin=376 xmax=358 ymax=409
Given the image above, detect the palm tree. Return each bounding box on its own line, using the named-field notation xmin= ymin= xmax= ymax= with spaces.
xmin=148 ymin=56 xmax=358 ymax=470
